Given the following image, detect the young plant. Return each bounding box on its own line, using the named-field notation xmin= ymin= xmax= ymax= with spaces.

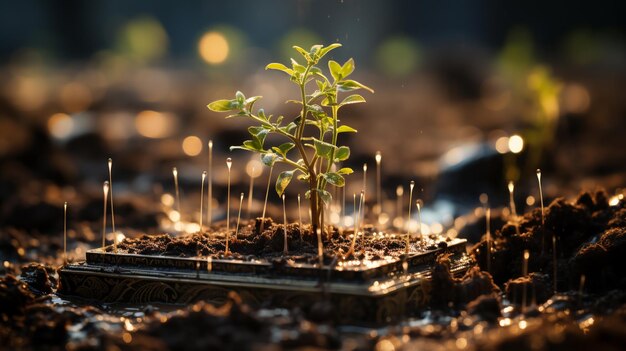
xmin=207 ymin=43 xmax=373 ymax=233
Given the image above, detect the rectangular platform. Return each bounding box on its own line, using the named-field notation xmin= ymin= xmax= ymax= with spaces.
xmin=58 ymin=238 xmax=472 ymax=325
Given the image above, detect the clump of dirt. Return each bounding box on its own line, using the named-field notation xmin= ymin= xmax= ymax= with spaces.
xmin=471 ymin=190 xmax=626 ymax=293
xmin=504 ymin=273 xmax=552 ymax=306
xmin=430 ymin=253 xmax=500 ymax=308
xmin=19 ymin=263 xmax=56 ymax=295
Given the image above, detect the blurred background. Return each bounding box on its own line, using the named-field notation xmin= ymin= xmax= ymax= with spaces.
xmin=1 ymin=0 xmax=625 ymax=244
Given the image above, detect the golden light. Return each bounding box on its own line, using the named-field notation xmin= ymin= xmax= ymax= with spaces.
xmin=182 ymin=135 xmax=203 ymax=156
xmin=508 ymin=134 xmax=524 ymax=154
xmin=246 ymin=159 xmax=263 ymax=178
xmin=47 ymin=113 xmax=74 ymax=139
xmin=198 ymin=31 xmax=229 ymax=65
xmin=135 ymin=110 xmax=174 ymax=138
xmin=161 ymin=193 xmax=174 ymax=207
xmin=526 ymin=195 xmax=536 ymax=206
xmin=495 ymin=136 xmax=510 ymax=154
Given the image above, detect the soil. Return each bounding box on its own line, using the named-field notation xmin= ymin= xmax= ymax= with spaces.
xmin=471 ymin=190 xmax=626 ymax=292
xmin=3 ymin=189 xmax=626 ymax=350
xmin=112 ymin=217 xmax=453 ymax=266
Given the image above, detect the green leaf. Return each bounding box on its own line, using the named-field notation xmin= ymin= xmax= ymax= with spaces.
xmin=336 ymin=125 xmax=358 ymax=133
xmin=317 ymin=189 xmax=332 ymax=204
xmin=290 ymin=58 xmax=306 ymax=73
xmin=292 ymin=46 xmax=311 ymax=61
xmin=341 ymin=58 xmax=355 ymax=78
xmin=317 ymin=43 xmax=342 ymax=59
xmin=244 ymin=96 xmax=262 ymax=106
xmin=309 ymin=44 xmax=323 ymax=56
xmin=337 ymin=79 xmax=374 ymax=93
xmin=242 ymin=140 xmax=262 ymax=151
xmin=261 ymin=153 xmax=278 ymax=167
xmin=340 ymin=94 xmax=366 ymax=106
xmin=266 ymin=63 xmax=294 ymax=75
xmin=272 ymin=142 xmax=295 ymax=156
xmin=322 ymin=172 xmax=345 ymax=187
xmin=334 ymin=146 xmax=350 ymax=161
xmin=337 ymin=167 xmax=354 ymax=175
xmin=313 ymin=138 xmax=335 ymax=158
xmin=207 ymin=99 xmax=237 ymax=112
xmin=275 ymin=170 xmax=294 ymax=196
xmin=328 ymin=60 xmax=342 ymax=81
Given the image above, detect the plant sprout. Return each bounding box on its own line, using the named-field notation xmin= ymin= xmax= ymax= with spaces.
xmin=208 ymin=43 xmax=373 ymax=232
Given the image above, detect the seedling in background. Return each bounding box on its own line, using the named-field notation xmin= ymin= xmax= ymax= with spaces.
xmin=102 ymin=181 xmax=109 ymax=248
xmin=208 ymin=43 xmax=373 ymax=233
xmin=64 ymin=201 xmax=68 ymax=264
xmin=200 ymin=171 xmax=207 ymax=231
xmin=172 ymin=167 xmax=181 ymax=221
xmin=108 ymin=158 xmax=116 ymax=235
xmin=207 ymin=140 xmax=213 ymax=227
xmin=225 ymin=158 xmax=232 ymax=254
xmin=236 ymin=192 xmax=244 ymax=241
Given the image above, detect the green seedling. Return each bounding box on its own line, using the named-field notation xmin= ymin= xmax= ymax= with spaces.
xmin=208 ymin=43 xmax=373 ymax=232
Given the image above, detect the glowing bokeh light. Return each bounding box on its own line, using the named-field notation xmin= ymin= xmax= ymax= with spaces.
xmin=135 ymin=110 xmax=174 ymax=138
xmin=182 ymin=135 xmax=203 ymax=156
xmin=508 ymin=134 xmax=524 ymax=154
xmin=495 ymin=136 xmax=510 ymax=154
xmin=48 ymin=113 xmax=74 ymax=139
xmin=198 ymin=32 xmax=229 ymax=65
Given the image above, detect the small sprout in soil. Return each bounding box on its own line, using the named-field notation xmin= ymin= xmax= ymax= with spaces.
xmin=416 ymin=199 xmax=423 ymax=240
xmin=353 ymin=193 xmax=357 ymax=231
xmin=341 ymin=184 xmax=346 ymax=230
xmin=316 ymin=228 xmax=323 ymax=266
xmin=246 ymin=166 xmax=255 ymax=219
xmin=108 ymin=158 xmax=116 ymax=234
xmin=207 ymin=140 xmax=213 ymax=227
xmin=172 ymin=167 xmax=181 ymax=222
xmin=225 ymin=158 xmax=232 ymax=254
xmin=508 ymin=180 xmax=521 ymax=236
xmin=200 ymin=171 xmax=207 ymax=231
xmin=298 ymin=193 xmax=303 ymax=241
xmin=406 ymin=181 xmax=415 ymax=254
xmin=362 ymin=163 xmax=368 ymax=207
xmin=536 ymin=169 xmax=545 ymax=227
xmin=486 ymin=207 xmax=491 ymax=274
xmin=236 ymin=192 xmax=244 ymax=241
xmin=102 ymin=181 xmax=109 ymax=248
xmin=375 ymin=151 xmax=382 ymax=216
xmin=282 ymin=194 xmax=288 ymax=254
xmin=63 ymin=201 xmax=68 ymax=264
xmin=207 ymin=43 xmax=372 ymax=233
xmin=260 ymin=163 xmax=274 ymax=234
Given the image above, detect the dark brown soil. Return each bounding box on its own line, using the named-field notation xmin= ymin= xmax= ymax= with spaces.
xmin=101 ymin=291 xmax=341 ymax=351
xmin=471 ymin=190 xmax=626 ymax=292
xmin=112 ymin=218 xmax=452 ymax=265
xmin=429 ymin=253 xmax=500 ymax=308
